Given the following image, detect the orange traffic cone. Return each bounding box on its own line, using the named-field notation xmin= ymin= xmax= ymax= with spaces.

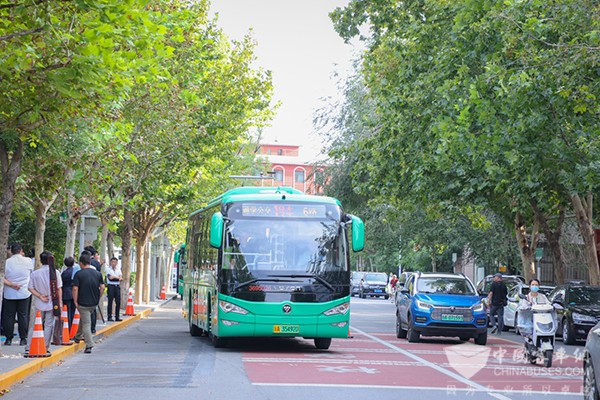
xmin=60 ymin=306 xmax=73 ymax=345
xmin=125 ymin=290 xmax=136 ymax=316
xmin=24 ymin=310 xmax=50 ymax=358
xmin=70 ymin=308 xmax=80 ymax=339
xmin=160 ymin=285 xmax=166 ymax=300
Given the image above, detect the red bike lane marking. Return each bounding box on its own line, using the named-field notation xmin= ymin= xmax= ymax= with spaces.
xmin=380 ymin=334 xmax=584 ymax=394
xmin=243 ymin=334 xmax=470 ymax=389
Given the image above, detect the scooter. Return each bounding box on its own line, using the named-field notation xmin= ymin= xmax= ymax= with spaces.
xmin=517 ymin=303 xmax=557 ymax=368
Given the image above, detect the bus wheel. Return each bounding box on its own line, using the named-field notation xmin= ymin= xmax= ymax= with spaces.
xmin=189 ymin=318 xmax=203 ymax=337
xmin=210 ymin=333 xmax=226 ymax=348
xmin=314 ymin=338 xmax=332 ymax=350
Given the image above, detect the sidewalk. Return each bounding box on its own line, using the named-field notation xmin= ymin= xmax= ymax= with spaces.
xmin=0 ymin=294 xmax=177 ymax=393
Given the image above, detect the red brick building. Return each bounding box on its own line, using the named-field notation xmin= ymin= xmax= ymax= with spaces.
xmin=257 ymin=143 xmax=325 ymax=195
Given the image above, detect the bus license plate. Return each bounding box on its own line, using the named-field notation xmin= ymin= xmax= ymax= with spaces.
xmin=273 ymin=324 xmax=300 ymax=334
xmin=442 ymin=314 xmax=464 ymax=322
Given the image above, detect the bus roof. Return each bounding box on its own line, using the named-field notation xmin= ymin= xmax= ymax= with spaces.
xmin=189 ymin=186 xmax=342 ymax=218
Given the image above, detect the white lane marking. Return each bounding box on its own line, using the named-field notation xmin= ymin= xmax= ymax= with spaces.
xmin=351 ymin=327 xmax=512 ymax=400
xmin=252 ymin=382 xmax=582 ymax=395
xmin=243 ymin=357 xmax=422 ymax=366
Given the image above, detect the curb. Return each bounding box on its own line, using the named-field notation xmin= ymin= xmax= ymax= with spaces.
xmin=0 ymin=296 xmax=175 ymax=392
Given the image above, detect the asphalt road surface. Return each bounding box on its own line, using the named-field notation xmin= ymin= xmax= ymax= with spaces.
xmin=5 ymin=297 xmax=585 ymax=400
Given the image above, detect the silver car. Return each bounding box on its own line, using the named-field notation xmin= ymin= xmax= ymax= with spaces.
xmin=584 ymin=320 xmax=600 ymax=399
xmin=503 ymin=283 xmax=554 ymax=333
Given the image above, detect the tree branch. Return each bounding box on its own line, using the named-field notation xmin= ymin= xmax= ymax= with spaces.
xmin=498 ymin=14 xmax=600 ymax=51
xmin=0 ymin=27 xmax=43 ymax=42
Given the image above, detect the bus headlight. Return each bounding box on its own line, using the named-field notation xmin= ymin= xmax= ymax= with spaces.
xmin=323 ymin=302 xmax=350 ymax=316
xmin=219 ymin=300 xmax=249 ymax=315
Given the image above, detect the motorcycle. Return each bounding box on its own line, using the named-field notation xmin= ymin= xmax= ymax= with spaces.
xmin=517 ymin=302 xmax=557 ymax=368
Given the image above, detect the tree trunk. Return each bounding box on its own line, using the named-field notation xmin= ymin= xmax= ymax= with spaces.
xmin=531 ymin=201 xmax=566 ymax=284
xmin=143 ymin=241 xmax=151 ymax=303
xmin=514 ymin=213 xmax=538 ymax=282
xmin=107 ymin=230 xmax=115 ymax=260
xmin=134 ymin=238 xmax=147 ymax=304
xmin=121 ymin=209 xmax=133 ymax=307
xmin=430 ymin=249 xmax=437 ymax=272
xmin=64 ymin=189 xmax=81 ymax=260
xmin=0 ymin=140 xmax=24 ymax=354
xmin=31 ymin=193 xmax=58 ymax=268
xmin=100 ymin=218 xmax=108 ymax=266
xmin=572 ymin=193 xmax=600 ymax=285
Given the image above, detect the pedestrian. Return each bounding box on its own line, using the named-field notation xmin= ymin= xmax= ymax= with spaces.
xmin=26 ymin=251 xmax=62 ymax=354
xmin=84 ymin=246 xmax=103 ymax=333
xmin=60 ymin=256 xmax=77 ymax=328
xmin=389 ymin=274 xmax=399 ymax=302
xmin=106 ymin=257 xmax=123 ymax=322
xmin=2 ymin=243 xmax=34 ymax=346
xmin=84 ymin=246 xmax=103 ymax=273
xmin=72 ymin=251 xmax=105 ymax=353
xmin=487 ymin=272 xmax=508 ymax=335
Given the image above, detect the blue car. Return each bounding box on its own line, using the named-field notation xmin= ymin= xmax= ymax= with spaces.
xmin=396 ymin=272 xmax=488 ymax=345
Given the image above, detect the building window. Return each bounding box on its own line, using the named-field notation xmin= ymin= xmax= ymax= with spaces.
xmin=277 ymin=149 xmax=283 ymax=155
xmin=314 ymin=169 xmax=324 ymax=186
xmin=294 ymin=170 xmax=305 ymax=183
xmin=274 ymin=170 xmax=283 ymax=181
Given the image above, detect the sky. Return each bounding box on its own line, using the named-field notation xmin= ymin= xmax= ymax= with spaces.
xmin=209 ymin=0 xmax=360 ymax=161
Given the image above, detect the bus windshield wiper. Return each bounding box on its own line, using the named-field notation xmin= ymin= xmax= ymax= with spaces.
xmin=270 ymin=274 xmax=335 ymax=292
xmin=234 ymin=278 xmax=297 ymax=291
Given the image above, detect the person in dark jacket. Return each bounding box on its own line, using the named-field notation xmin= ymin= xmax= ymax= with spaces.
xmin=61 ymin=256 xmax=77 ymax=328
xmin=487 ymin=273 xmax=508 ymax=335
xmin=84 ymin=246 xmax=103 ymax=333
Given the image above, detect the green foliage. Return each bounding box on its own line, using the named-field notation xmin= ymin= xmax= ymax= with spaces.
xmin=324 ymin=0 xmax=600 ymax=274
xmin=9 ymin=214 xmax=66 ymax=259
xmin=2 ymin=0 xmax=275 ymax=249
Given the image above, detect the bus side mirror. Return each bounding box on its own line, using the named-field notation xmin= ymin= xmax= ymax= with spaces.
xmin=350 ymin=215 xmax=364 ymax=252
xmin=210 ymin=212 xmax=224 ymax=248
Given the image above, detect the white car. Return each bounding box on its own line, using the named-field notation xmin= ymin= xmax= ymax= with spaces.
xmin=503 ymin=283 xmax=554 ymax=333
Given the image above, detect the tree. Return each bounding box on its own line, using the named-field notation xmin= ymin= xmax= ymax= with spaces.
xmin=329 ymin=0 xmax=600 ymax=284
xmin=0 ymin=0 xmax=168 ymax=331
xmin=91 ymin=3 xmax=275 ymax=303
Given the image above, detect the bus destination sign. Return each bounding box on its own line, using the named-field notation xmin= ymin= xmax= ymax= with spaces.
xmin=242 ymin=203 xmax=327 ymax=218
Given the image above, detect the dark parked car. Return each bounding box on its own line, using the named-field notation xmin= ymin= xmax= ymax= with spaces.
xmin=548 ymin=284 xmax=600 ymax=345
xmin=359 ymin=272 xmax=389 ymax=299
xmin=584 ymin=321 xmax=600 ymax=400
xmin=396 ymin=272 xmax=488 ymax=345
xmin=350 ymin=271 xmax=364 ymax=297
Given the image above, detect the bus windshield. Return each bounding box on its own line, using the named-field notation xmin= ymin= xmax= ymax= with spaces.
xmin=219 ymin=202 xmax=349 ymax=301
xmin=224 ymin=218 xmax=346 ymax=273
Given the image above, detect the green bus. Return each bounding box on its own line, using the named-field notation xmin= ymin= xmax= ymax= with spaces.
xmin=181 ymin=186 xmax=364 ymax=349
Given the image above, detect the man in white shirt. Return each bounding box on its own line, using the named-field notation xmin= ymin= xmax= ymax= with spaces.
xmin=105 ymin=257 xmax=123 ymax=322
xmin=2 ymin=243 xmax=34 ymax=346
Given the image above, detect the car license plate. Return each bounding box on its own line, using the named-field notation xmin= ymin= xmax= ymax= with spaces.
xmin=374 ymin=289 xmax=382 ymax=293
xmin=273 ymin=324 xmax=300 ymax=334
xmin=441 ymin=314 xmax=464 ymax=322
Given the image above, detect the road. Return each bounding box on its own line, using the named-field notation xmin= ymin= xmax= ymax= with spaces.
xmin=5 ymin=297 xmax=584 ymax=400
